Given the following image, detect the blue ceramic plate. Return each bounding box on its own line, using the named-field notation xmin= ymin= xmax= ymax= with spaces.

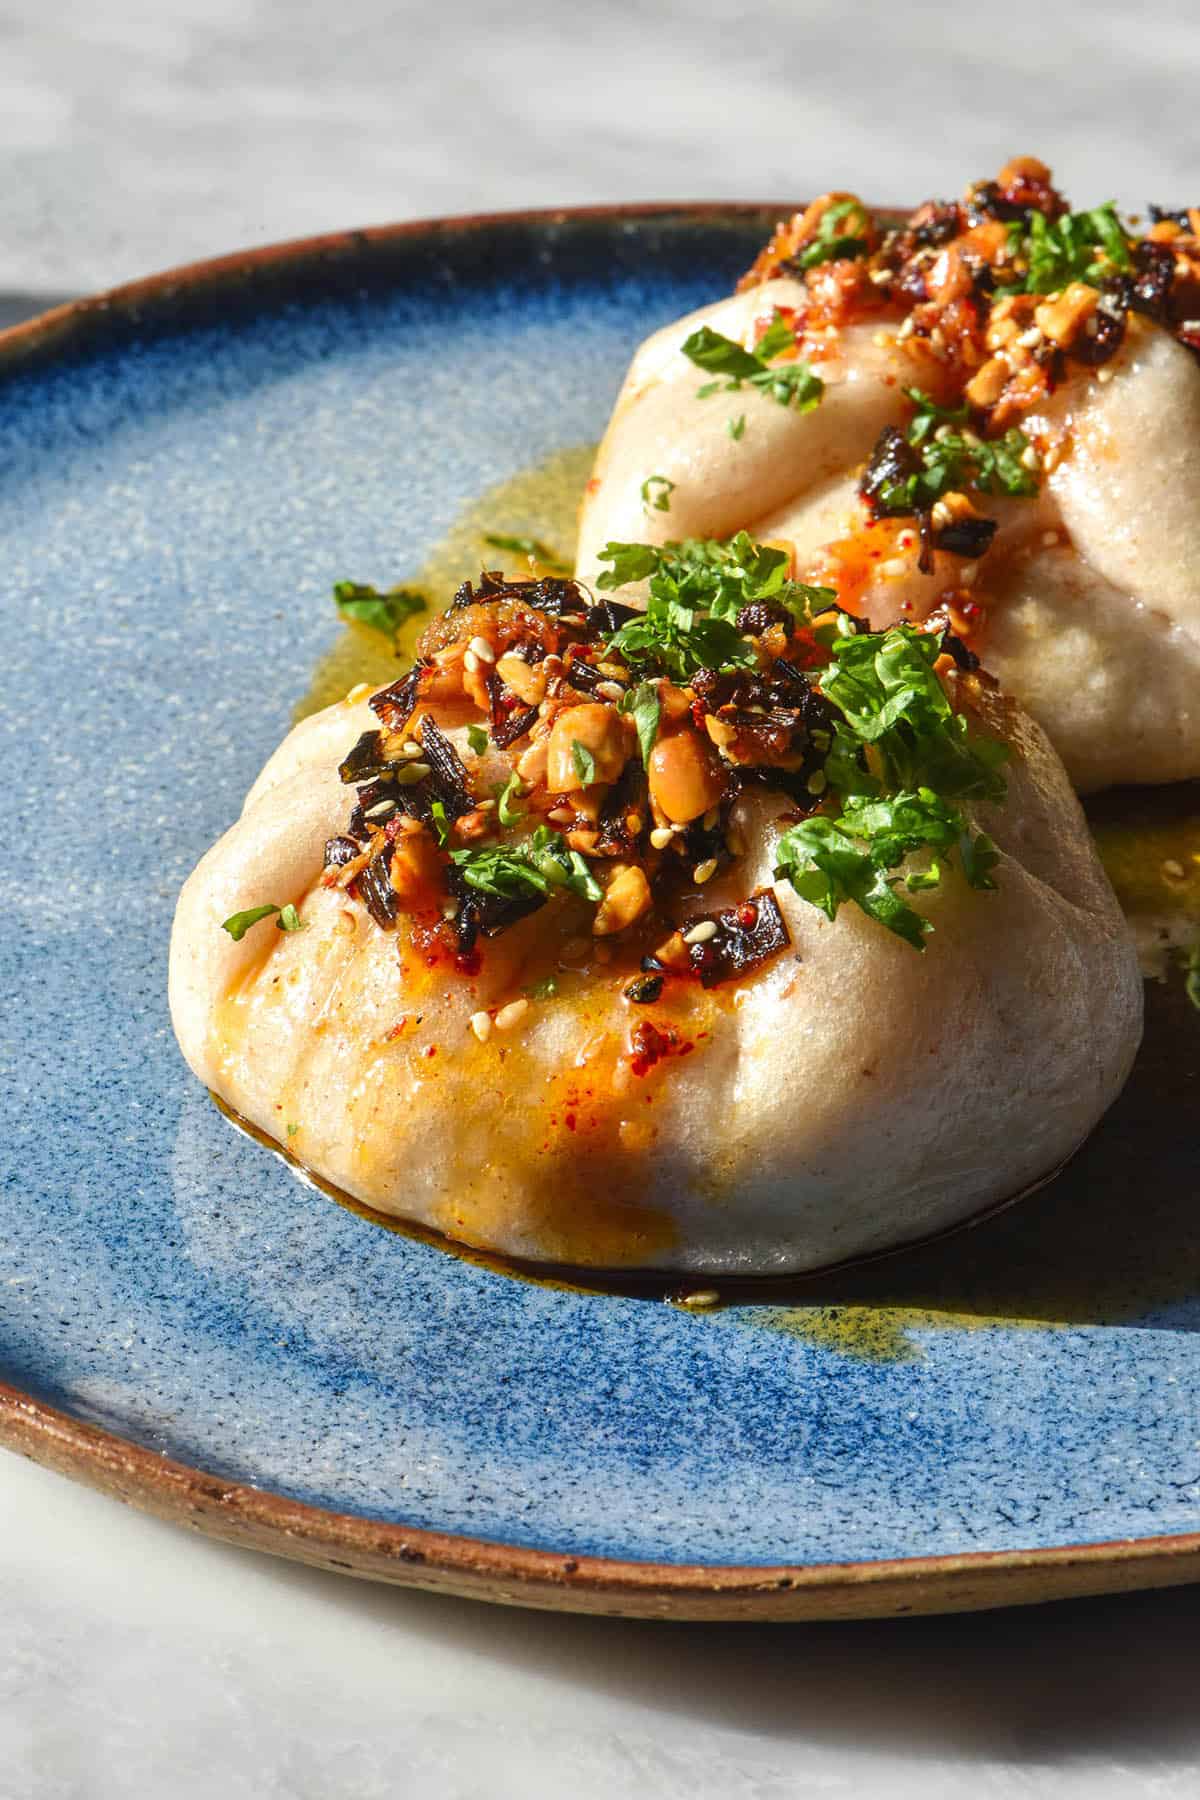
xmin=2 ymin=208 xmax=1199 ymax=1620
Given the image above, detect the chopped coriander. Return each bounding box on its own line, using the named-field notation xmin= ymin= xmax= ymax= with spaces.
xmin=605 ymin=583 xmax=756 ymax=682
xmin=774 ymin=623 xmax=1008 ymax=949
xmin=640 ymin=474 xmax=676 ymax=514
xmin=286 ymin=1122 xmax=300 ymax=1138
xmin=451 ymin=826 xmax=602 ymax=905
xmin=333 ymin=581 xmax=426 ymax=637
xmin=727 ymin=414 xmax=746 ymax=441
xmin=428 ymin=799 xmax=451 ymax=846
xmin=597 ymin=531 xmax=835 ymax=625
xmin=593 ymin=542 xmax=660 ymax=587
xmin=496 ymin=772 xmax=526 ymax=828
xmin=618 ymin=680 xmax=661 ymax=765
xmin=222 ymin=903 xmax=281 ymax=940
xmin=571 ymin=740 xmax=598 ymax=786
xmin=681 ymin=311 xmax=824 ymax=414
xmin=819 ymin=623 xmax=1008 ymax=801
xmin=863 ymin=387 xmax=1038 ymax=519
xmin=795 ymin=198 xmax=872 ymax=270
xmin=683 ymin=326 xmax=765 ymax=384
xmin=482 ymin=532 xmax=571 ymax=576
xmin=1002 ymin=204 xmax=1132 ymax=296
xmin=466 ymin=723 xmax=489 ymax=756
xmin=525 ymin=975 xmax=559 ymax=1000
xmin=775 ymin=810 xmax=935 ymax=950
xmin=220 ymin=901 xmax=308 ymax=941
xmin=753 ymin=309 xmax=800 ymax=361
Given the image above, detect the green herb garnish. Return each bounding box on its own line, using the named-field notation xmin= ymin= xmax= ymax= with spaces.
xmin=496 ymin=773 xmax=526 ymax=828
xmin=451 ymin=826 xmax=602 ymax=905
xmin=466 ymin=724 xmax=489 ymax=756
xmin=286 ymin=1122 xmax=300 ymax=1138
xmin=428 ymin=799 xmax=451 ymax=847
xmin=221 ymin=902 xmax=308 ymax=941
xmin=795 ymin=198 xmax=872 ymax=270
xmin=1001 ymin=204 xmax=1131 ymax=296
xmin=596 ymin=531 xmax=835 ymax=625
xmin=682 ymin=310 xmax=824 ymax=414
xmin=571 ymin=740 xmax=598 ymax=786
xmin=333 ymin=581 xmax=426 ymax=637
xmin=604 ymin=585 xmax=756 ymax=683
xmin=525 ymin=975 xmax=559 ymax=1000
xmin=774 ymin=624 xmax=1007 ymax=949
xmin=728 ymin=414 xmax=746 ymax=441
xmin=640 ymin=474 xmax=676 ymax=514
xmin=872 ymin=388 xmax=1038 ymax=515
xmin=618 ymin=680 xmax=662 ymax=765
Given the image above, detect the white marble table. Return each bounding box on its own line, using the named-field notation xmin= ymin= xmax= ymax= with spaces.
xmin=4 ymin=2 xmax=1200 ymax=1793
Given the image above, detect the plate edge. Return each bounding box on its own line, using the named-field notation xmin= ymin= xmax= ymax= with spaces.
xmin=3 ymin=1383 xmax=1198 ymax=1621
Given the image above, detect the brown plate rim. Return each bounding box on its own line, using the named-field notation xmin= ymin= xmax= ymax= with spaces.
xmin=2 ymin=202 xmax=1194 ymax=1622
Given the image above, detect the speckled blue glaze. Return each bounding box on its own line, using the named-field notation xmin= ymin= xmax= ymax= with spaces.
xmin=1 ymin=214 xmax=1198 ymax=1568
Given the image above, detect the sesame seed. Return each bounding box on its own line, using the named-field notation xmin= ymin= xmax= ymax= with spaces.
xmin=879 ymin=557 xmax=908 ymax=578
xmin=929 ymin=327 xmax=946 ymax=351
xmin=806 ymin=769 xmax=827 ymax=796
xmin=561 ymin=614 xmax=588 ymax=628
xmin=1096 ymin=367 xmax=1115 ymax=384
xmin=1162 ymin=859 xmax=1186 ymax=881
xmin=693 ymin=858 xmax=718 ymax=884
xmin=679 ymin=1289 xmax=721 ymax=1309
xmin=930 ymin=501 xmax=952 ymax=528
xmin=469 ymin=1011 xmax=492 ymax=1042
xmin=345 ymin=682 xmax=372 ymax=705
xmin=1041 ymin=530 xmax=1061 ymax=548
xmin=442 ymin=902 xmax=459 ymax=919
xmin=395 ymin=762 xmax=432 ymax=785
xmin=596 ymin=680 xmax=625 ymax=703
xmin=401 ymin=740 xmax=423 ymax=757
xmin=702 ymin=806 xmax=721 ymax=831
xmin=868 ymin=269 xmax=893 ymax=289
xmin=1020 ymin=444 xmax=1041 ymax=471
xmin=463 ymin=651 xmax=480 ymax=674
xmin=467 ymin=636 xmax=496 ymax=664
xmin=649 ymin=826 xmax=674 ymax=850
xmin=364 ymin=798 xmax=397 ymax=820
xmin=547 ymin=807 xmax=574 ymax=825
xmin=934 ymin=424 xmax=955 ymax=443
xmin=494 ymin=998 xmax=530 ymax=1031
xmin=1016 ymin=327 xmax=1042 ymax=349
xmin=683 ymin=920 xmax=718 ymax=945
xmin=896 ymin=317 xmax=915 ymax=342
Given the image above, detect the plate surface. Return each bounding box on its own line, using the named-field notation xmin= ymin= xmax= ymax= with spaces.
xmin=1 ymin=207 xmax=1199 ymax=1620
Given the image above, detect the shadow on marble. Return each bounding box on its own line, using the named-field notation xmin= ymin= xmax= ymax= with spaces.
xmin=0 ymin=292 xmax=73 ymax=331
xmin=228 ymin=1527 xmax=1200 ymax=1768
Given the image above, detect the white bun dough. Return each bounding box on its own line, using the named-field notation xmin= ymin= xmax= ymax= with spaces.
xmin=576 ymin=293 xmax=1200 ymax=794
xmin=170 ymin=681 xmax=1141 ymax=1276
